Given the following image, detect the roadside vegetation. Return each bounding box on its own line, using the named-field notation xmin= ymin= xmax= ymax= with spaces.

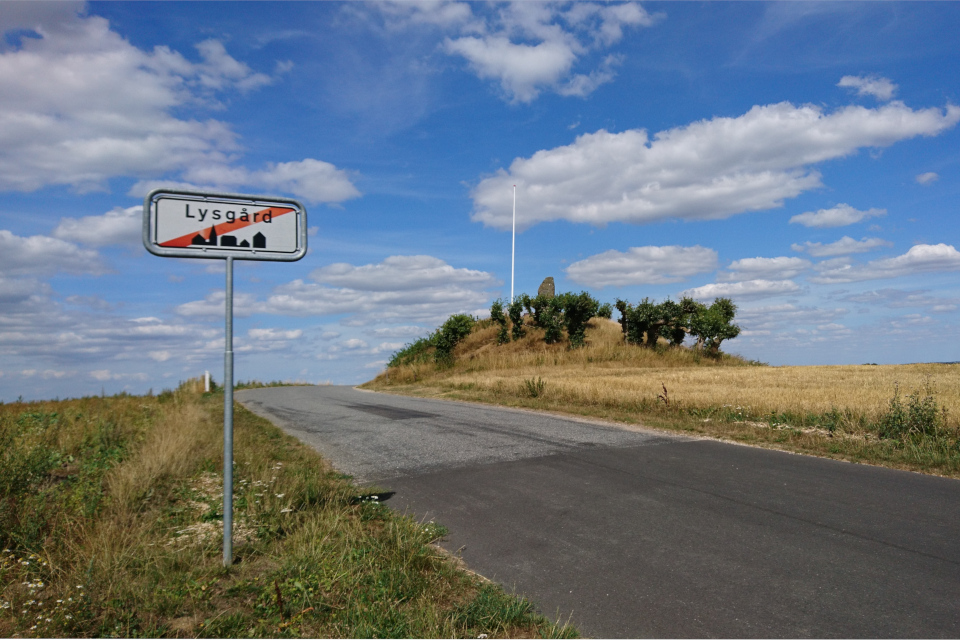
xmin=0 ymin=381 xmax=577 ymax=638
xmin=368 ymin=293 xmax=960 ymax=478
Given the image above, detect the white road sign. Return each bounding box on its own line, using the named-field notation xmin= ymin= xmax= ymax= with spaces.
xmin=143 ymin=188 xmax=307 ymax=261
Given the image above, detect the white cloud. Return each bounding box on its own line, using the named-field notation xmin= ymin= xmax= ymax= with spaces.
xmin=681 ymin=279 xmax=801 ymax=301
xmin=471 ymin=101 xmax=959 ymax=230
xmin=0 ymin=275 xmax=50 ymax=304
xmin=175 ymin=292 xmax=260 ymax=319
xmin=837 ymin=75 xmax=897 ymax=101
xmin=0 ymin=8 xmax=358 ymax=203
xmin=789 ymin=203 xmax=886 ymax=228
xmin=311 ymin=255 xmax=497 ymax=291
xmin=52 ymin=205 xmax=141 ymax=246
xmin=0 ymin=229 xmax=106 ymax=276
xmin=791 ymin=236 xmax=892 ymax=257
xmin=737 ymin=303 xmax=848 ymax=333
xmin=178 ymin=158 xmax=361 ymax=204
xmin=811 ymin=243 xmax=960 ymax=284
xmin=388 ymin=1 xmax=655 ymax=103
xmin=565 ymin=245 xmax=717 ymax=287
xmin=178 ymin=255 xmax=498 ymax=326
xmin=247 ymin=328 xmax=303 ymax=341
xmin=915 ymin=172 xmax=939 ymax=186
xmin=444 ymin=36 xmax=577 ymax=104
xmin=0 ymin=288 xmax=220 ymax=372
xmin=89 ymin=369 xmax=148 ymax=382
xmin=370 ymin=325 xmax=429 ymax=338
xmin=718 ymin=256 xmax=810 ymax=282
xmin=839 ymin=288 xmax=960 ymax=312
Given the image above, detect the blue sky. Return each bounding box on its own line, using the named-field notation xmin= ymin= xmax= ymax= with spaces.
xmin=2 ymin=1 xmax=960 ymax=401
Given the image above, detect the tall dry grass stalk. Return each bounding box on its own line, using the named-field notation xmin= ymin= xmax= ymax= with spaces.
xmin=107 ymin=401 xmax=217 ymax=513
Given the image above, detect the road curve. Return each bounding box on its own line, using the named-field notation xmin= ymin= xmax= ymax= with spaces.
xmin=237 ymin=385 xmax=960 ymax=638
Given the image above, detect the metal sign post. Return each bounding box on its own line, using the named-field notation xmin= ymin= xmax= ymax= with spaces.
xmin=143 ymin=188 xmax=307 ymax=566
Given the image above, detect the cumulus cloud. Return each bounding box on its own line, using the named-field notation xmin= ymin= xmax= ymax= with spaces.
xmin=0 ymin=292 xmax=220 ymax=369
xmin=681 ymin=279 xmax=801 ymax=301
xmin=370 ymin=325 xmax=430 ymax=339
xmin=0 ymin=7 xmax=358 ymax=203
xmin=178 ymin=255 xmax=498 ymax=326
xmin=89 ymin=370 xmax=148 ymax=382
xmin=791 ymin=236 xmax=892 ymax=257
xmin=810 ymin=243 xmax=960 ymax=284
xmin=0 ymin=229 xmax=106 ymax=276
xmin=718 ymin=256 xmax=810 ymax=282
xmin=565 ymin=245 xmax=717 ymax=287
xmin=0 ymin=275 xmax=50 ymax=305
xmin=386 ymin=1 xmax=655 ymax=103
xmin=311 ymin=255 xmax=496 ymax=291
xmin=247 ymin=328 xmax=303 ymax=341
xmin=789 ymin=204 xmax=886 ymax=228
xmin=838 ymin=288 xmax=960 ymax=312
xmin=52 ymin=205 xmax=141 ymax=246
xmin=175 ymin=158 xmax=361 ymax=204
xmin=736 ymin=303 xmax=848 ymax=335
xmin=471 ymin=101 xmax=958 ymax=230
xmin=915 ymin=172 xmax=939 ymax=186
xmin=837 ymin=75 xmax=897 ymax=101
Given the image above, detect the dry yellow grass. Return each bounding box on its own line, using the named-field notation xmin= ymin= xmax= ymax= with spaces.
xmin=376 ymin=318 xmax=960 ymax=421
xmin=368 ymin=318 xmax=960 ymax=477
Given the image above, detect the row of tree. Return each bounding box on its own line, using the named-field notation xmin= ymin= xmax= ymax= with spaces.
xmin=490 ymin=293 xmax=612 ymax=348
xmin=490 ymin=292 xmax=740 ymax=355
xmin=389 ymin=292 xmax=742 ymax=369
xmin=615 ymin=297 xmax=740 ymax=355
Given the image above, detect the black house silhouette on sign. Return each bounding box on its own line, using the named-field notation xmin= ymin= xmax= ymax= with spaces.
xmin=190 ymin=226 xmax=266 ymax=249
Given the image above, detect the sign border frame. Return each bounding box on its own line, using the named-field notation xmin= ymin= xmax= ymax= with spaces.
xmin=142 ymin=187 xmax=308 ymax=262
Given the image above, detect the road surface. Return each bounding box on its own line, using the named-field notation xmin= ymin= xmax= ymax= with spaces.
xmin=237 ymin=385 xmax=960 ymax=638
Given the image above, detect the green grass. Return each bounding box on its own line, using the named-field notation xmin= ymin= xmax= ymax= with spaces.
xmin=0 ymin=383 xmax=578 ymax=638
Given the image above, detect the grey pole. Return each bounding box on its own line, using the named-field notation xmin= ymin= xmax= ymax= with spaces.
xmin=223 ymin=256 xmax=234 ymax=567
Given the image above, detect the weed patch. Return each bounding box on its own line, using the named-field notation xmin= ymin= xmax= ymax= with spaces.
xmin=0 ymin=383 xmax=576 ymax=638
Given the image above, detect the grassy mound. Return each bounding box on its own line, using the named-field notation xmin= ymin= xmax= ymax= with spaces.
xmin=382 ymin=317 xmax=753 ymax=382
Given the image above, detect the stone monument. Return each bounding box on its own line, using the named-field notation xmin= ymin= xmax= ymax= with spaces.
xmin=537 ymin=277 xmax=555 ymax=299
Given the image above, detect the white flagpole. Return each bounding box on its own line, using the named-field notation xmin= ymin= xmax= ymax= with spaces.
xmin=511 ymin=184 xmax=516 ymax=304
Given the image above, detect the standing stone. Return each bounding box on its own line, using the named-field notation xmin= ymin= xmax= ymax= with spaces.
xmin=537 ymin=277 xmax=555 ymax=299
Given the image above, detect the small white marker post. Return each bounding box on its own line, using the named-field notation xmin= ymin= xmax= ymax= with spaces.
xmin=143 ymin=189 xmax=307 ymax=566
xmin=204 ymin=370 xmax=210 ymax=393
xmin=511 ymin=184 xmax=516 ymax=304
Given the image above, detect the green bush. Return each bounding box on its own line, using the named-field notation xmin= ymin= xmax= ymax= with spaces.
xmin=877 ymin=384 xmax=949 ymax=441
xmin=490 ymin=299 xmax=509 ymax=345
xmin=433 ymin=314 xmax=476 ymax=364
xmin=387 ymin=336 xmax=435 ymax=368
xmin=508 ymin=297 xmax=527 ymax=340
xmin=541 ymin=297 xmax=565 ymax=344
xmin=557 ymin=291 xmax=600 ymax=348
xmin=689 ymin=298 xmax=740 ymax=355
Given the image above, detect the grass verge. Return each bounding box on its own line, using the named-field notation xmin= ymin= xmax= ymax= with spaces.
xmin=0 ymin=382 xmax=577 ymax=638
xmin=366 ymin=319 xmax=960 ymax=479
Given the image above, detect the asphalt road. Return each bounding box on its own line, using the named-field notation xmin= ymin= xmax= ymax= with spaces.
xmin=237 ymin=385 xmax=960 ymax=638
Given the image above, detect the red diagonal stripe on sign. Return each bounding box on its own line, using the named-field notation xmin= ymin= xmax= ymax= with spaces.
xmin=159 ymin=207 xmax=295 ymax=247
